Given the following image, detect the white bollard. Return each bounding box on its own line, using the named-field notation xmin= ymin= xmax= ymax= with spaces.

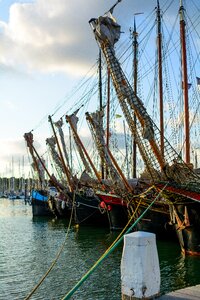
xmin=121 ymin=231 xmax=160 ymax=299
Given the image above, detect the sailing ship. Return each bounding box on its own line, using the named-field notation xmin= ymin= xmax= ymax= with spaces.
xmin=23 ymin=0 xmax=200 ymax=254
xmin=24 ymin=130 xmax=111 ymax=227
xmin=89 ymin=0 xmax=200 ymax=254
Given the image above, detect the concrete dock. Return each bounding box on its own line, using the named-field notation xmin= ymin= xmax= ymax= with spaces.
xmin=159 ymin=284 xmax=200 ymax=299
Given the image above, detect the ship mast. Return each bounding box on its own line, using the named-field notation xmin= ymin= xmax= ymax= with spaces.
xmin=156 ymin=0 xmax=164 ymax=157
xmin=106 ymin=68 xmax=110 ymax=179
xmin=132 ymin=17 xmax=138 ymax=178
xmin=48 ymin=115 xmax=74 ymax=192
xmin=65 ymin=114 xmax=104 ymax=186
xmin=98 ymin=50 xmax=105 ymax=178
xmin=179 ymin=0 xmax=190 ymax=164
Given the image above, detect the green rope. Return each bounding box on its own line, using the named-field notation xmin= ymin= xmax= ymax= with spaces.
xmin=61 ymin=183 xmax=168 ymax=300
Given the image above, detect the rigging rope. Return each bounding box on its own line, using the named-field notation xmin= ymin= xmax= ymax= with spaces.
xmin=61 ymin=183 xmax=169 ymax=300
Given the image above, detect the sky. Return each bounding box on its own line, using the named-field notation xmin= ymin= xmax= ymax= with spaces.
xmin=0 ymin=0 xmax=199 ymax=178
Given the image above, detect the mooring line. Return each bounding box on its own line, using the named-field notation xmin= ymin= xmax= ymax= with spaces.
xmin=61 ymin=182 xmax=169 ymax=300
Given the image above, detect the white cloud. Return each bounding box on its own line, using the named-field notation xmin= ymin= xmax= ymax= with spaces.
xmin=0 ymin=136 xmax=46 ymax=177
xmin=0 ymin=0 xmax=108 ymax=76
xmin=0 ymin=0 xmax=169 ymax=76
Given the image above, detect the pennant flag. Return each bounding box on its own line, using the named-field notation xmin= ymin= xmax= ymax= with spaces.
xmin=196 ymin=77 xmax=200 ymax=86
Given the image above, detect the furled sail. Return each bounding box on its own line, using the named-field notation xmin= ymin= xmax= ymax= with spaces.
xmin=86 ymin=109 xmax=124 ymax=188
xmin=54 ymin=118 xmax=71 ymax=173
xmin=46 ymin=136 xmax=66 ymax=182
xmin=67 ymin=111 xmax=92 ymax=175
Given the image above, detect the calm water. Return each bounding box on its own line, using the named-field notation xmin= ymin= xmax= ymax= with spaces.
xmin=0 ymin=198 xmax=200 ymax=300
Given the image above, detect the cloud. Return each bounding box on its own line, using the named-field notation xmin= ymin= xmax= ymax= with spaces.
xmin=0 ymin=0 xmax=110 ymax=76
xmin=0 ymin=137 xmax=45 ymax=176
xmin=0 ymin=0 xmax=172 ymax=77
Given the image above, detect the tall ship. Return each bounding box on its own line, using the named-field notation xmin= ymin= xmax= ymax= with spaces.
xmin=88 ymin=0 xmax=200 ymax=255
xmin=23 ymin=0 xmax=200 ymax=255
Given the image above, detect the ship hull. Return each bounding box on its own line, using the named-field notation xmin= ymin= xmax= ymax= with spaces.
xmin=174 ymin=202 xmax=200 ymax=255
xmin=97 ymin=192 xmax=128 ymax=230
xmin=73 ymin=193 xmax=109 ymax=227
xmin=157 ymin=184 xmax=200 ymax=255
xmin=135 ymin=203 xmax=174 ymax=240
xmin=48 ymin=191 xmax=110 ymax=226
xmin=31 ymin=190 xmax=53 ymax=217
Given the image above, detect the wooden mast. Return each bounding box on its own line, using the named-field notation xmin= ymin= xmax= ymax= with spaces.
xmin=106 ymin=68 xmax=111 ymax=178
xmin=24 ymin=132 xmax=44 ymax=187
xmin=106 ymin=69 xmax=110 ymax=150
xmin=132 ymin=17 xmax=138 ymax=178
xmin=48 ymin=115 xmax=74 ymax=192
xmin=179 ymin=0 xmax=190 ymax=164
xmin=65 ymin=115 xmax=104 ymax=187
xmin=157 ymin=0 xmax=164 ymax=157
xmin=85 ymin=112 xmax=133 ymax=192
xmin=24 ymin=132 xmax=62 ymax=192
xmin=99 ymin=50 xmax=105 ymax=179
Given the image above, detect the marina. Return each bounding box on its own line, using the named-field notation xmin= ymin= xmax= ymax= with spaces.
xmin=0 ymin=0 xmax=200 ymax=299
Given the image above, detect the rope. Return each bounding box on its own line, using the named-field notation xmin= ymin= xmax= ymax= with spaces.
xmin=61 ymin=182 xmax=168 ymax=300
xmin=24 ymin=192 xmax=76 ymax=300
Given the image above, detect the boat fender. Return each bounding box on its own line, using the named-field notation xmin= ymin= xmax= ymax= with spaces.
xmin=107 ymin=205 xmax=112 ymax=211
xmin=61 ymin=201 xmax=65 ymax=210
xmin=100 ymin=201 xmax=106 ymax=209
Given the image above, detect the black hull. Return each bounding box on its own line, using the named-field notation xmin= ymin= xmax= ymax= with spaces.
xmin=174 ymin=202 xmax=200 ymax=255
xmin=74 ymin=193 xmax=109 ymax=227
xmin=32 ymin=198 xmax=53 ymax=217
xmin=108 ymin=205 xmax=128 ymax=230
xmin=48 ymin=197 xmax=71 ymax=219
xmin=48 ymin=192 xmax=109 ymax=227
xmin=135 ymin=202 xmax=174 ymax=240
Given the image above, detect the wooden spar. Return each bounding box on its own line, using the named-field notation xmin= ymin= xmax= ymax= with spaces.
xmin=85 ymin=111 xmax=133 ymax=190
xmin=24 ymin=133 xmax=62 ymax=192
xmin=123 ymin=120 xmax=130 ymax=179
xmin=99 ymin=50 xmax=105 ymax=179
xmin=132 ymin=17 xmax=138 ymax=178
xmin=48 ymin=115 xmax=74 ymax=192
xmin=106 ymin=68 xmax=111 ymax=148
xmin=179 ymin=1 xmax=190 ymax=164
xmin=24 ymin=133 xmax=43 ymax=187
xmin=157 ymin=0 xmax=164 ymax=157
xmin=69 ymin=126 xmax=73 ymax=173
xmin=65 ymin=115 xmax=105 ymax=188
xmin=106 ymin=68 xmax=111 ymax=178
xmin=107 ymin=147 xmax=133 ymax=192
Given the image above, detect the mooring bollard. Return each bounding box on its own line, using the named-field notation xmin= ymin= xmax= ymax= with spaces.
xmin=121 ymin=231 xmax=160 ymax=299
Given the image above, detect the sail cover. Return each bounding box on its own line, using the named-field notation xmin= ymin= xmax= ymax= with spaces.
xmin=90 ymin=13 xmax=121 ymax=46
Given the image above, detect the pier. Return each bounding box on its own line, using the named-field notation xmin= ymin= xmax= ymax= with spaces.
xmin=159 ymin=284 xmax=200 ymax=299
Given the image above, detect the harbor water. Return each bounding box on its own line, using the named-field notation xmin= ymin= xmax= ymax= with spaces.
xmin=0 ymin=198 xmax=200 ymax=300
